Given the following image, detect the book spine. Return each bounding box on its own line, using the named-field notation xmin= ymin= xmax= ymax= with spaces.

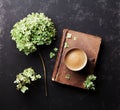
xmin=52 ymin=29 xmax=68 ymax=81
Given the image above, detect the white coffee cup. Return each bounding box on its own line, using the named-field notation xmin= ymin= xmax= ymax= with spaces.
xmin=64 ymin=48 xmax=87 ymax=71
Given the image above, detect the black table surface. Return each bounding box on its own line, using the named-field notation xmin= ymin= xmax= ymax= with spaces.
xmin=0 ymin=0 xmax=120 ymax=110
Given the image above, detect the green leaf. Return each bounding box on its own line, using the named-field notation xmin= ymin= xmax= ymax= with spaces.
xmin=49 ymin=52 xmax=55 ymax=58
xmin=64 ymin=42 xmax=69 ymax=48
xmin=66 ymin=33 xmax=72 ymax=39
xmin=54 ymin=48 xmax=58 ymax=52
xmin=21 ymin=86 xmax=29 ymax=93
xmin=65 ymin=74 xmax=71 ymax=80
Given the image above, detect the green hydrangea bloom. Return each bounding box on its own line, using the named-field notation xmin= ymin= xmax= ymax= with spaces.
xmin=11 ymin=13 xmax=56 ymax=55
xmin=14 ymin=68 xmax=41 ymax=93
xmin=83 ymin=74 xmax=96 ymax=90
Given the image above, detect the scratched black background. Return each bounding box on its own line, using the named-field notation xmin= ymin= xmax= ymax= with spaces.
xmin=0 ymin=0 xmax=120 ymax=110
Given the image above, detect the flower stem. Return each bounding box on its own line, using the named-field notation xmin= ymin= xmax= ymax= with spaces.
xmin=38 ymin=52 xmax=47 ymax=96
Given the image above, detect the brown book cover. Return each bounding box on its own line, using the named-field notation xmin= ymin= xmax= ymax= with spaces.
xmin=52 ymin=29 xmax=102 ymax=89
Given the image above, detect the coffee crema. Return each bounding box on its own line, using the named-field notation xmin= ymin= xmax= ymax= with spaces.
xmin=64 ymin=48 xmax=87 ymax=71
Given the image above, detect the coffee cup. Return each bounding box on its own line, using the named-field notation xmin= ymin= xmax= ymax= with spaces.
xmin=64 ymin=48 xmax=87 ymax=71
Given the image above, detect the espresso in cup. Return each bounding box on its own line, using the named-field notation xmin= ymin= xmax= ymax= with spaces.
xmin=64 ymin=48 xmax=87 ymax=71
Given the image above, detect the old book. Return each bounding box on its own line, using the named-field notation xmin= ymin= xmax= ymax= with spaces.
xmin=52 ymin=29 xmax=102 ymax=89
